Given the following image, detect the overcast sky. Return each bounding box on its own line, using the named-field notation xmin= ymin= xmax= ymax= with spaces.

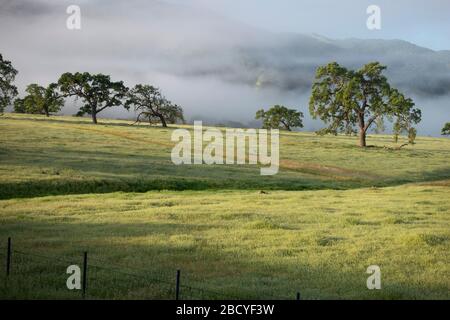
xmin=167 ymin=0 xmax=450 ymax=51
xmin=1 ymin=0 xmax=449 ymax=135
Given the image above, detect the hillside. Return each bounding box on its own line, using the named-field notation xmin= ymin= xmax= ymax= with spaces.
xmin=0 ymin=114 xmax=449 ymax=299
xmin=1 ymin=114 xmax=449 ymax=199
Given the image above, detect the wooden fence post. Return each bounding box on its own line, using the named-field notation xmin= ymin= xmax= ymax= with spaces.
xmin=6 ymin=237 xmax=11 ymax=277
xmin=82 ymin=251 xmax=88 ymax=299
xmin=175 ymin=270 xmax=181 ymax=300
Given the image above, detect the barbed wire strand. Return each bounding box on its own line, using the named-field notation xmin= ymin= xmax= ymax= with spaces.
xmin=6 ymin=247 xmax=266 ymax=300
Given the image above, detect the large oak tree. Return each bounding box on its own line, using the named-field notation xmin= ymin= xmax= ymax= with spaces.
xmin=309 ymin=62 xmax=421 ymax=147
xmin=58 ymin=72 xmax=128 ymax=124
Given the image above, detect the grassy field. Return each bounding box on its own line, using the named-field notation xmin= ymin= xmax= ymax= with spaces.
xmin=0 ymin=113 xmax=449 ymax=299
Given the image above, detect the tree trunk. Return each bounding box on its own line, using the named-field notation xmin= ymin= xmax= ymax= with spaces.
xmin=159 ymin=115 xmax=167 ymax=127
xmin=358 ymin=113 xmax=367 ymax=147
xmin=359 ymin=129 xmax=367 ymax=147
xmin=92 ymin=111 xmax=98 ymax=124
xmin=281 ymin=120 xmax=291 ymax=131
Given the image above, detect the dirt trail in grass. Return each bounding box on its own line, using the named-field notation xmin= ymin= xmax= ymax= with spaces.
xmin=74 ymin=125 xmax=379 ymax=181
xmin=69 ymin=125 xmax=378 ymax=181
xmin=279 ymin=159 xmax=380 ymax=180
xmin=416 ymin=179 xmax=450 ymax=187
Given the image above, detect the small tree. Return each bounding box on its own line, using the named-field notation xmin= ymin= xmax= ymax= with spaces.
xmin=58 ymin=72 xmax=128 ymax=124
xmin=125 ymin=84 xmax=184 ymax=127
xmin=13 ymin=98 xmax=26 ymax=113
xmin=0 ymin=54 xmax=18 ymax=114
xmin=442 ymin=123 xmax=450 ymax=136
xmin=309 ymin=62 xmax=421 ymax=147
xmin=390 ymin=89 xmax=421 ymax=144
xmin=255 ymin=105 xmax=303 ymax=131
xmin=18 ymin=83 xmax=64 ymax=116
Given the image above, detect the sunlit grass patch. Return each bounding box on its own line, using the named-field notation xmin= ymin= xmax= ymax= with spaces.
xmin=0 ymin=184 xmax=448 ymax=299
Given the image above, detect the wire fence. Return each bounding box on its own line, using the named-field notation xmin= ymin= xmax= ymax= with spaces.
xmin=1 ymin=238 xmax=298 ymax=300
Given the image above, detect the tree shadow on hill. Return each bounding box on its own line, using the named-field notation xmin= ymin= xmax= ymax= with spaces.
xmin=1 ymin=166 xmax=448 ymax=200
xmin=1 ymin=115 xmax=177 ymax=130
xmin=0 ymin=175 xmax=348 ymax=200
xmin=395 ymin=167 xmax=450 ymax=185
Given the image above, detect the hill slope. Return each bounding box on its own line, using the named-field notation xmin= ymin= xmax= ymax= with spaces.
xmin=0 ymin=114 xmax=449 ymax=299
xmin=0 ymin=114 xmax=449 ymax=199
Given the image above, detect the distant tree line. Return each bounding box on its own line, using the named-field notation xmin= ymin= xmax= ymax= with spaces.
xmin=0 ymin=54 xmax=184 ymax=127
xmin=1 ymin=52 xmax=448 ymax=146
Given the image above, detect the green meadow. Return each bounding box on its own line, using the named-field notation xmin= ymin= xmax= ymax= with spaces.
xmin=0 ymin=113 xmax=449 ymax=299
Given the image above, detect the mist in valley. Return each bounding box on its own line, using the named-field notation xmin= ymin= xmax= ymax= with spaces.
xmin=1 ymin=0 xmax=449 ymax=136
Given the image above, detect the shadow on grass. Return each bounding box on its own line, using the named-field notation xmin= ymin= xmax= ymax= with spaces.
xmin=0 ymin=177 xmax=354 ymax=200
xmin=2 ymin=167 xmax=449 ymax=200
xmin=2 ymin=167 xmax=450 ymax=200
xmin=0 ymin=219 xmax=448 ymax=299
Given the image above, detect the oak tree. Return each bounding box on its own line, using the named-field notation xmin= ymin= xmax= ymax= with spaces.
xmin=58 ymin=72 xmax=128 ymax=124
xmin=309 ymin=62 xmax=421 ymax=147
xmin=16 ymin=83 xmax=64 ymax=116
xmin=125 ymin=84 xmax=184 ymax=127
xmin=255 ymin=105 xmax=303 ymax=131
xmin=0 ymin=54 xmax=18 ymax=114
xmin=13 ymin=98 xmax=26 ymax=113
xmin=442 ymin=123 xmax=450 ymax=136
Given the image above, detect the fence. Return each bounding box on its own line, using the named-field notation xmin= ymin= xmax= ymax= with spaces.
xmin=1 ymin=238 xmax=301 ymax=300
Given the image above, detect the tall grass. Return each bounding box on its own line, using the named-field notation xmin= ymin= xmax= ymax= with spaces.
xmin=0 ymin=186 xmax=449 ymax=299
